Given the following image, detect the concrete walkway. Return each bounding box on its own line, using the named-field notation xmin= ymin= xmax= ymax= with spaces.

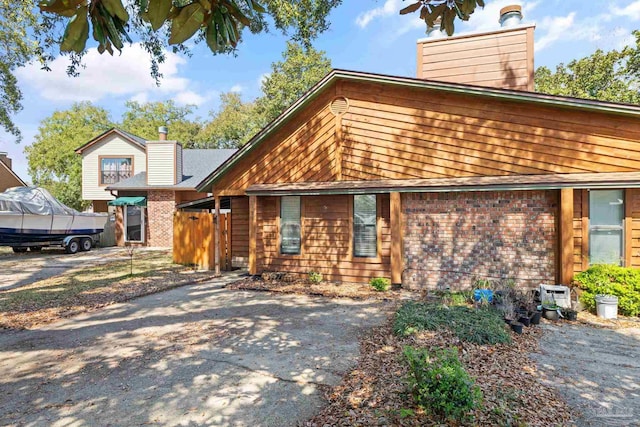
xmin=532 ymin=323 xmax=640 ymax=427
xmin=0 ymin=273 xmax=391 ymax=426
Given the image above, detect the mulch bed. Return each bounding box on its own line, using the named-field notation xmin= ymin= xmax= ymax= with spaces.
xmin=303 ymin=316 xmax=575 ymax=427
xmin=226 ymin=276 xmax=416 ymax=300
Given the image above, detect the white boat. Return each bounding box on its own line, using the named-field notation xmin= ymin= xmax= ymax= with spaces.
xmin=0 ymin=187 xmax=107 ymax=249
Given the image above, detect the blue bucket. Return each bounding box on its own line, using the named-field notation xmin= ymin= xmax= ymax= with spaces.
xmin=474 ymin=289 xmax=493 ymax=303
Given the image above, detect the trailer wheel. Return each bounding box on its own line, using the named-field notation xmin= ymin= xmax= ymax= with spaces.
xmin=29 ymin=246 xmax=42 ymax=252
xmin=80 ymin=238 xmax=92 ymax=252
xmin=12 ymin=247 xmax=27 ymax=253
xmin=66 ymin=239 xmax=79 ymax=254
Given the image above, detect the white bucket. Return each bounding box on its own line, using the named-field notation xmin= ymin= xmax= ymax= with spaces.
xmin=595 ymin=295 xmax=619 ymax=319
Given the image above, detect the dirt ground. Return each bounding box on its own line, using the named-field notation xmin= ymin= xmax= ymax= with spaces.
xmin=532 ymin=322 xmax=640 ymax=427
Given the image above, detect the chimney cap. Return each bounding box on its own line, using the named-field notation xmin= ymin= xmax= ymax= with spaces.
xmin=158 ymin=126 xmax=168 ymax=134
xmin=499 ymin=4 xmax=523 ymax=27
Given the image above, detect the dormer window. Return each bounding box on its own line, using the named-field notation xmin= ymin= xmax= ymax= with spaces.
xmin=100 ymin=157 xmax=133 ymax=185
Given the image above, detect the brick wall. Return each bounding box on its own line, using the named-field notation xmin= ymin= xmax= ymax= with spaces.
xmin=403 ymin=190 xmax=557 ymax=290
xmin=147 ymin=190 xmax=175 ymax=247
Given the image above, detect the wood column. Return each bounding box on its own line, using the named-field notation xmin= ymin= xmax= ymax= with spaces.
xmin=249 ymin=195 xmax=257 ymax=275
xmin=214 ymin=195 xmax=221 ymax=275
xmin=559 ymin=188 xmax=574 ymax=284
xmin=390 ymin=192 xmax=403 ymax=285
xmin=625 ymin=189 xmax=633 ymax=267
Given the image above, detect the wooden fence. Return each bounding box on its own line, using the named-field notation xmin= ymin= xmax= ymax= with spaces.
xmin=173 ymin=211 xmax=231 ymax=271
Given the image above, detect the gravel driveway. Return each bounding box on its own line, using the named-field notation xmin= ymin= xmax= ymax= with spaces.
xmin=532 ymin=322 xmax=640 ymax=427
xmin=0 ymin=247 xmax=148 ymax=291
xmin=0 ymin=273 xmax=391 ymax=426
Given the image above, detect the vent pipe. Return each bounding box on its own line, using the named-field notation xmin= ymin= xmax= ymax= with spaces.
xmin=499 ymin=5 xmax=523 ymax=27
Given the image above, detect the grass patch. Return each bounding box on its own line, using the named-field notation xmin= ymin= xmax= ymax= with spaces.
xmin=0 ymin=250 xmax=214 ymax=329
xmin=394 ymin=301 xmax=511 ymax=345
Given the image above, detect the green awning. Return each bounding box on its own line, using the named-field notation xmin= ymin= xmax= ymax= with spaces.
xmin=108 ymin=196 xmax=147 ymax=207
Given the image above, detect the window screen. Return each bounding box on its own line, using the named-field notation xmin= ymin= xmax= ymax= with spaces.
xmin=354 ymin=194 xmax=377 ymax=257
xmin=589 ymin=190 xmax=624 ymax=265
xmin=280 ymin=196 xmax=301 ymax=255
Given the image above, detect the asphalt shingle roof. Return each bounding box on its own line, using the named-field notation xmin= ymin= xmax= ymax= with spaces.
xmin=107 ymin=148 xmax=236 ymax=190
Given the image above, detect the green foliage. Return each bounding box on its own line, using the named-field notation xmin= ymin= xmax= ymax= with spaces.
xmin=256 ymin=41 xmax=332 ymax=123
xmin=370 ymin=277 xmax=391 ymax=292
xmin=394 ymin=302 xmax=511 ymax=345
xmin=535 ymin=34 xmax=640 ymax=104
xmin=403 ymin=346 xmax=482 ymax=422
xmin=25 ymin=101 xmax=113 ymax=210
xmin=120 ymin=100 xmax=202 ymax=146
xmin=308 ymin=271 xmax=323 ymax=284
xmin=574 ymin=264 xmax=640 ymax=316
xmin=400 ymin=0 xmax=485 ymax=36
xmin=435 ymin=290 xmax=473 ymax=306
xmin=194 ymin=92 xmax=262 ymax=148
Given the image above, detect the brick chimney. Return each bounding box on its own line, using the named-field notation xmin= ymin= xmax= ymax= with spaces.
xmin=416 ymin=4 xmax=535 ymax=91
xmin=0 ymin=152 xmax=11 ymax=170
xmin=145 ymin=126 xmax=183 ymax=186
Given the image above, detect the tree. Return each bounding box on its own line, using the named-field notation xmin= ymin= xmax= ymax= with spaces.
xmin=195 ymin=92 xmax=261 ymax=148
xmin=119 ymin=100 xmax=202 ymax=146
xmin=535 ymin=40 xmax=640 ymax=104
xmin=256 ymin=41 xmax=332 ymax=123
xmin=24 ymin=102 xmax=113 ymax=210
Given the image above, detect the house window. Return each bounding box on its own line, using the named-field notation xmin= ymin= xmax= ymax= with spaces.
xmin=125 ymin=205 xmax=144 ymax=242
xmin=589 ymin=189 xmax=624 ymax=265
xmin=354 ymin=194 xmax=377 ymax=257
xmin=280 ymin=196 xmax=301 ymax=255
xmin=101 ymin=157 xmax=133 ymax=185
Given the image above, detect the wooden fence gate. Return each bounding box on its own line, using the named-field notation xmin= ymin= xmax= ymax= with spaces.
xmin=173 ymin=211 xmax=231 ymax=271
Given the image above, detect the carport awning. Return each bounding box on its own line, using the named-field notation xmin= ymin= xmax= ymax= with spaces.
xmin=108 ymin=196 xmax=147 ymax=207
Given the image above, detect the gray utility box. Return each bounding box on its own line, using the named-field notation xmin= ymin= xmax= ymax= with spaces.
xmin=539 ymin=284 xmax=571 ymax=308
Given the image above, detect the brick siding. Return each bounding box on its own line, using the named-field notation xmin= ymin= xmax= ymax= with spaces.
xmin=403 ymin=190 xmax=557 ymax=290
xmin=147 ymin=190 xmax=175 ymax=248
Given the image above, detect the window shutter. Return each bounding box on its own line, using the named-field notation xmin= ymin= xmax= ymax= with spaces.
xmin=281 ymin=196 xmax=301 ymax=255
xmin=354 ymin=195 xmax=377 ymax=257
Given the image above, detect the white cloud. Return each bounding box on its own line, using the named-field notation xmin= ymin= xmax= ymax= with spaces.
xmin=230 ymin=84 xmax=244 ymax=93
xmin=613 ymin=0 xmax=640 ymax=21
xmin=355 ymin=0 xmax=401 ymax=28
xmin=535 ymin=12 xmax=578 ymax=51
xmin=17 ymin=43 xmax=189 ymax=103
xmin=129 ymin=92 xmax=149 ymax=104
xmin=174 ymin=90 xmax=209 ymax=106
xmin=257 ymin=72 xmax=270 ymax=87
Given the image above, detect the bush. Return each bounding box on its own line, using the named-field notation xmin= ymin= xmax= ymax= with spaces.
xmin=308 ymin=271 xmax=323 ymax=284
xmin=574 ymin=264 xmax=640 ymax=316
xmin=394 ymin=302 xmax=511 ymax=345
xmin=370 ymin=277 xmax=391 ymax=292
xmin=403 ymin=346 xmax=482 ymax=422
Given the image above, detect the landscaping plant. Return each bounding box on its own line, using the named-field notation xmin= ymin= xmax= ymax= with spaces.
xmin=403 ymin=346 xmax=482 ymax=423
xmin=308 ymin=271 xmax=323 ymax=284
xmin=394 ymin=302 xmax=511 ymax=345
xmin=370 ymin=277 xmax=391 ymax=292
xmin=574 ymin=264 xmax=640 ymax=316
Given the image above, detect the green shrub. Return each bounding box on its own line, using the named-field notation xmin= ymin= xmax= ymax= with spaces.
xmin=308 ymin=271 xmax=323 ymax=284
xmin=574 ymin=264 xmax=640 ymax=316
xmin=370 ymin=277 xmax=391 ymax=292
xmin=403 ymin=346 xmax=482 ymax=422
xmin=436 ymin=290 xmax=474 ymax=306
xmin=394 ymin=302 xmax=511 ymax=345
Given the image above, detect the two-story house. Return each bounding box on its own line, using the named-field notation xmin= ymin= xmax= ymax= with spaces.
xmin=0 ymin=152 xmax=27 ymax=192
xmin=76 ymin=127 xmax=235 ymax=247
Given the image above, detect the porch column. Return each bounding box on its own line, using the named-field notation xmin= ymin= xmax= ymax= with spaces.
xmin=214 ymin=195 xmax=221 ymax=276
xmin=390 ymin=192 xmax=403 ymax=285
xmin=249 ymin=195 xmax=257 ymax=275
xmin=559 ymin=188 xmax=574 ymax=284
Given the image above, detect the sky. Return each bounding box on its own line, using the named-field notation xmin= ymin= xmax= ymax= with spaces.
xmin=2 ymin=0 xmax=640 ymax=182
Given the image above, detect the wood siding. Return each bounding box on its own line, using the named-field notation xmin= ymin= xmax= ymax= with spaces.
xmin=417 ymin=26 xmax=534 ymax=91
xmin=213 ymin=78 xmax=640 ymax=196
xmin=81 ymin=134 xmax=146 ymax=201
xmin=628 ymin=189 xmax=640 ymax=268
xmin=255 ymin=194 xmax=391 ymax=283
xmin=146 ymin=141 xmax=177 ymax=186
xmin=213 ymin=89 xmax=338 ymax=196
xmin=231 ymin=197 xmax=250 ymax=267
xmin=572 ymin=189 xmax=586 ymax=275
